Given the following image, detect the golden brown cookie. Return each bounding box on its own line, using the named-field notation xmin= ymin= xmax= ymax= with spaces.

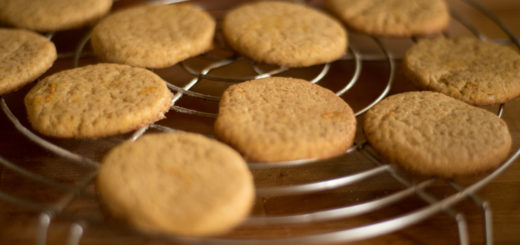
xmin=363 ymin=91 xmax=511 ymax=177
xmin=222 ymin=1 xmax=347 ymax=67
xmin=0 ymin=28 xmax=57 ymax=95
xmin=24 ymin=63 xmax=173 ymax=138
xmin=91 ymin=4 xmax=215 ymax=68
xmin=97 ymin=132 xmax=254 ymax=236
xmin=403 ymin=37 xmax=520 ymax=105
xmin=215 ymin=77 xmax=357 ymax=162
xmin=326 ymin=0 xmax=449 ymax=37
xmin=0 ymin=0 xmax=112 ymax=32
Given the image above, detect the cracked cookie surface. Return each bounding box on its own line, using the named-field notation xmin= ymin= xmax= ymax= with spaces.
xmin=215 ymin=77 xmax=356 ymax=162
xmin=363 ymin=91 xmax=511 ymax=177
xmin=24 ymin=63 xmax=173 ymax=138
xmin=0 ymin=0 xmax=112 ymax=32
xmin=91 ymin=4 xmax=215 ymax=68
xmin=0 ymin=28 xmax=57 ymax=95
xmin=222 ymin=1 xmax=347 ymax=67
xmin=403 ymin=37 xmax=520 ymax=105
xmin=326 ymin=0 xmax=449 ymax=37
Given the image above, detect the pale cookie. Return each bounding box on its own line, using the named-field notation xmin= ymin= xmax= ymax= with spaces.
xmin=215 ymin=77 xmax=357 ymax=162
xmin=222 ymin=1 xmax=347 ymax=67
xmin=24 ymin=63 xmax=173 ymax=138
xmin=0 ymin=0 xmax=112 ymax=32
xmin=0 ymin=28 xmax=57 ymax=95
xmin=403 ymin=37 xmax=520 ymax=105
xmin=91 ymin=4 xmax=215 ymax=68
xmin=326 ymin=0 xmax=449 ymax=37
xmin=97 ymin=132 xmax=254 ymax=236
xmin=363 ymin=91 xmax=511 ymax=178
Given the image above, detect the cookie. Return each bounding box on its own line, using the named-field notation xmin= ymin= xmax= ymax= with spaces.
xmin=326 ymin=0 xmax=449 ymax=37
xmin=403 ymin=37 xmax=520 ymax=105
xmin=363 ymin=91 xmax=511 ymax=177
xmin=0 ymin=28 xmax=57 ymax=95
xmin=24 ymin=63 xmax=173 ymax=138
xmin=0 ymin=0 xmax=112 ymax=32
xmin=97 ymin=132 xmax=254 ymax=236
xmin=215 ymin=77 xmax=357 ymax=162
xmin=222 ymin=1 xmax=347 ymax=67
xmin=91 ymin=4 xmax=215 ymax=68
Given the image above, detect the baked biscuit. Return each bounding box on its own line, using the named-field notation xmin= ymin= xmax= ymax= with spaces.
xmin=91 ymin=4 xmax=215 ymax=68
xmin=222 ymin=1 xmax=347 ymax=67
xmin=403 ymin=37 xmax=520 ymax=105
xmin=215 ymin=77 xmax=357 ymax=162
xmin=0 ymin=28 xmax=57 ymax=95
xmin=326 ymin=0 xmax=449 ymax=37
xmin=363 ymin=91 xmax=511 ymax=178
xmin=0 ymin=0 xmax=112 ymax=32
xmin=97 ymin=132 xmax=254 ymax=236
xmin=24 ymin=63 xmax=173 ymax=138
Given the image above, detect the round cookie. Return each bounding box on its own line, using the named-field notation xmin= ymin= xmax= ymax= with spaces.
xmin=222 ymin=1 xmax=347 ymax=67
xmin=0 ymin=0 xmax=112 ymax=32
xmin=215 ymin=77 xmax=357 ymax=162
xmin=403 ymin=37 xmax=520 ymax=105
xmin=363 ymin=91 xmax=511 ymax=178
xmin=97 ymin=132 xmax=254 ymax=236
xmin=24 ymin=63 xmax=173 ymax=138
xmin=326 ymin=0 xmax=449 ymax=37
xmin=0 ymin=28 xmax=57 ymax=95
xmin=91 ymin=4 xmax=215 ymax=68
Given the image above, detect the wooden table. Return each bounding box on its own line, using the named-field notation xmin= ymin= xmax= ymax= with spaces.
xmin=0 ymin=0 xmax=519 ymax=244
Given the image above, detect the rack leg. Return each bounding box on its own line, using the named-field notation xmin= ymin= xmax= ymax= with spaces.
xmin=67 ymin=222 xmax=85 ymax=245
xmin=36 ymin=212 xmax=52 ymax=245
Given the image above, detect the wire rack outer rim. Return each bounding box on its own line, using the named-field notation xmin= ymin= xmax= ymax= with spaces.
xmin=0 ymin=0 xmax=519 ymax=244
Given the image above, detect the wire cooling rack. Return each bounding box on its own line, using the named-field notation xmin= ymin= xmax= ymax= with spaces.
xmin=0 ymin=0 xmax=519 ymax=244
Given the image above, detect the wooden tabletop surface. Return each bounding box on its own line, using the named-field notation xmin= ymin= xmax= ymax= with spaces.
xmin=1 ymin=0 xmax=520 ymax=244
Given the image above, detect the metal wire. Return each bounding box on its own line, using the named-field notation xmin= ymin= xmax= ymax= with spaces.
xmin=359 ymin=145 xmax=471 ymax=245
xmin=335 ymin=46 xmax=362 ymax=96
xmin=37 ymin=213 xmax=52 ymax=245
xmin=247 ymin=144 xmax=359 ymax=169
xmin=245 ymin=179 xmax=435 ymax=225
xmin=353 ymin=37 xmax=396 ymax=117
xmin=0 ymin=0 xmax=519 ymax=244
xmin=461 ymin=0 xmax=520 ymax=48
xmin=0 ymin=156 xmax=75 ymax=191
xmin=180 ymin=58 xmax=287 ymax=82
xmin=0 ymin=98 xmax=99 ymax=168
xmin=158 ymin=147 xmax=520 ymax=245
xmin=67 ymin=223 xmax=84 ymax=245
xmin=255 ymin=165 xmax=391 ymax=196
xmin=74 ymin=33 xmax=91 ymax=68
xmin=449 ymin=181 xmax=494 ymax=245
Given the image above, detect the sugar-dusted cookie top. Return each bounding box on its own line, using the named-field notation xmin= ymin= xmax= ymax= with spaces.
xmin=215 ymin=77 xmax=356 ymax=162
xmin=222 ymin=1 xmax=348 ymax=67
xmin=0 ymin=28 xmax=57 ymax=95
xmin=24 ymin=63 xmax=173 ymax=138
xmin=91 ymin=4 xmax=215 ymax=68
xmin=97 ymin=132 xmax=254 ymax=236
xmin=326 ymin=0 xmax=449 ymax=37
xmin=363 ymin=91 xmax=511 ymax=177
xmin=0 ymin=0 xmax=112 ymax=32
xmin=403 ymin=37 xmax=520 ymax=105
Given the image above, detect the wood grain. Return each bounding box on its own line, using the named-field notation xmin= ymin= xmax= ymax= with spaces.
xmin=0 ymin=0 xmax=519 ymax=244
